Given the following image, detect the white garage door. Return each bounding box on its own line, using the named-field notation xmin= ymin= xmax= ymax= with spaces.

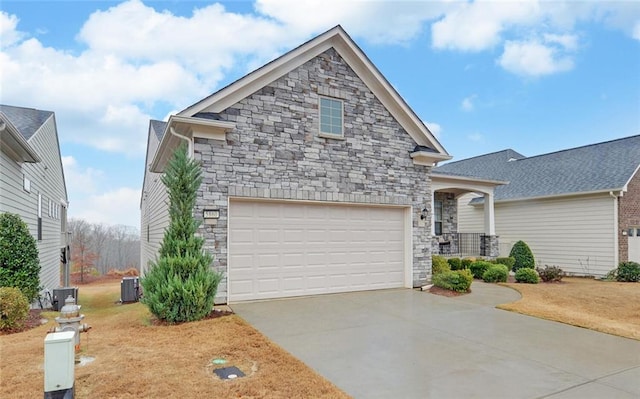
xmin=228 ymin=200 xmax=406 ymax=302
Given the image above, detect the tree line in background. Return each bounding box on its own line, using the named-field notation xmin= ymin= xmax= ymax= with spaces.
xmin=68 ymin=218 xmax=140 ymax=281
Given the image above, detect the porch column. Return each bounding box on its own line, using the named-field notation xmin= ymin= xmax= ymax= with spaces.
xmin=430 ymin=189 xmax=436 ymax=235
xmin=483 ymin=192 xmax=495 ymax=235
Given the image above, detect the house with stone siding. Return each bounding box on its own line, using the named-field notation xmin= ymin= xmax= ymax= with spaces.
xmin=0 ymin=104 xmax=70 ymax=303
xmin=434 ymin=135 xmax=640 ymax=276
xmin=140 ymin=26 xmax=502 ymax=303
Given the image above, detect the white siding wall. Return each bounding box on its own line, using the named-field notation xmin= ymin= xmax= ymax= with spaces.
xmin=0 ymin=115 xmax=68 ymax=294
xmin=458 ymin=193 xmax=616 ymax=276
xmin=457 ymin=193 xmax=484 ymax=233
xmin=140 ymin=133 xmax=169 ymax=273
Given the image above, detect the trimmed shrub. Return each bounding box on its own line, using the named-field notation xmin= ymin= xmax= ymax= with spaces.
xmin=461 ymin=258 xmax=474 ymax=269
xmin=496 ymin=257 xmax=516 ymax=269
xmin=141 ymin=144 xmax=223 ymax=323
xmin=509 ymin=241 xmax=535 ymax=271
xmin=0 ymin=287 xmax=30 ymax=331
xmin=469 ymin=261 xmax=493 ymax=279
xmin=515 ymin=268 xmax=539 ymax=284
xmin=0 ymin=212 xmax=41 ymax=302
xmin=482 ymin=264 xmax=509 ymax=283
xmin=536 ymin=265 xmax=564 ymax=282
xmin=431 ymin=255 xmax=451 ymax=275
xmin=447 ymin=257 xmax=462 ymax=270
xmin=433 ymin=269 xmax=473 ymax=293
xmin=615 ymin=261 xmax=640 ymax=282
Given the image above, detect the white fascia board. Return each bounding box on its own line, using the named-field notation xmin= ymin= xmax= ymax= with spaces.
xmin=410 ymin=151 xmax=452 ymax=166
xmin=149 ymin=115 xmax=236 ymax=173
xmin=178 ymin=25 xmax=449 ymax=158
xmin=471 ymin=188 xmax=627 ymax=206
xmin=0 ymin=118 xmax=41 ymax=163
xmin=431 ymin=173 xmax=508 ymax=186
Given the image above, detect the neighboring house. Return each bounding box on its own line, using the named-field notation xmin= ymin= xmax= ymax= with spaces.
xmin=141 ymin=25 xmax=477 ymax=303
xmin=0 ymin=104 xmax=70 ymax=302
xmin=434 ymin=135 xmax=640 ymax=276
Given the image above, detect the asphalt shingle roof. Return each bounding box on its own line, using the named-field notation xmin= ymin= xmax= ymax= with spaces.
xmin=434 ymin=135 xmax=640 ymax=201
xmin=150 ymin=120 xmax=167 ymax=141
xmin=0 ymin=104 xmax=53 ymax=141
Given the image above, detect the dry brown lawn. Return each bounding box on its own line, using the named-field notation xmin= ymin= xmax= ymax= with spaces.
xmin=499 ymin=277 xmax=640 ymax=340
xmin=0 ymin=281 xmax=350 ymax=399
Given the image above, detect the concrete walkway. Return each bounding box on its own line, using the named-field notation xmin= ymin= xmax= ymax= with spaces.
xmin=232 ymin=282 xmax=640 ymax=399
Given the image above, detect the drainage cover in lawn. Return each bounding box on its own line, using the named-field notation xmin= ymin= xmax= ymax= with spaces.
xmin=213 ymin=366 xmax=245 ymax=380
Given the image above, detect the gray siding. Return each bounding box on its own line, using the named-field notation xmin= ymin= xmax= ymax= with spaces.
xmin=0 ymin=114 xmax=68 ymax=295
xmin=140 ymin=131 xmax=169 ymax=273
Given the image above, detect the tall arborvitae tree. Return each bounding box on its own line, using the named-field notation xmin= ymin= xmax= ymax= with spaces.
xmin=141 ymin=144 xmax=222 ymax=323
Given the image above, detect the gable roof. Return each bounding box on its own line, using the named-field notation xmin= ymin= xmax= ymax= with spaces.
xmin=150 ymin=120 xmax=167 ymax=141
xmin=434 ymin=135 xmax=640 ymax=202
xmin=177 ymin=25 xmax=449 ymax=160
xmin=0 ymin=104 xmax=53 ymax=141
xmin=0 ymin=105 xmax=47 ymax=163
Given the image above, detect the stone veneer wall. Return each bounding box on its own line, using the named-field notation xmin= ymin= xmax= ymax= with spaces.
xmin=619 ymin=170 xmax=640 ymax=262
xmin=434 ymin=192 xmax=457 ymax=235
xmin=192 ymin=48 xmax=433 ymax=301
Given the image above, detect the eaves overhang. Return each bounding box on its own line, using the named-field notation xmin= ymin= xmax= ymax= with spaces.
xmin=149 ymin=115 xmax=235 ymax=173
xmin=0 ymin=115 xmax=41 ymax=163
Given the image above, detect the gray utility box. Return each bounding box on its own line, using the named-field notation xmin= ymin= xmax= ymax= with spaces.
xmin=52 ymin=287 xmax=78 ymax=311
xmin=121 ymin=277 xmax=140 ymax=303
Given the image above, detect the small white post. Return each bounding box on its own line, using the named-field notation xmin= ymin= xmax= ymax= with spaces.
xmin=44 ymin=331 xmax=75 ymax=398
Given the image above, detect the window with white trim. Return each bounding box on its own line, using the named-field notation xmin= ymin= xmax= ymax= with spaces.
xmin=319 ymin=97 xmax=343 ymax=137
xmin=434 ymin=200 xmax=443 ymax=236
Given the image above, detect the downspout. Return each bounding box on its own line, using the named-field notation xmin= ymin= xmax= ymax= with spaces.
xmin=610 ymin=191 xmax=619 ymax=267
xmin=170 ymin=126 xmax=193 ymax=158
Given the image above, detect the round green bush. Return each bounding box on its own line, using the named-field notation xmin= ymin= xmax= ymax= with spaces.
xmin=509 ymin=241 xmax=535 ymax=271
xmin=0 ymin=286 xmax=30 ymax=331
xmin=615 ymin=261 xmax=640 ymax=282
xmin=496 ymin=257 xmax=516 ymax=269
xmin=515 ymin=268 xmax=539 ymax=284
xmin=431 ymin=255 xmax=451 ymax=275
xmin=0 ymin=213 xmax=41 ymax=302
xmin=469 ymin=261 xmax=493 ymax=279
xmin=433 ymin=269 xmax=473 ymax=293
xmin=482 ymin=264 xmax=509 ymax=283
xmin=447 ymin=257 xmax=462 ymax=270
xmin=461 ymin=258 xmax=474 ymax=269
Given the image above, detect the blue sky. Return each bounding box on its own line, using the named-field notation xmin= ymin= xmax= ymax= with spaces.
xmin=1 ymin=0 xmax=639 ymax=229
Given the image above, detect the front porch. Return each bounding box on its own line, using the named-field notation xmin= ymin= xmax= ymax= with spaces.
xmin=431 ymin=172 xmax=506 ymax=258
xmin=431 ymin=232 xmax=500 ymax=257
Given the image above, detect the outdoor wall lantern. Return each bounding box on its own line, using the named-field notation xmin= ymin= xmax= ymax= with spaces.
xmin=203 ymin=209 xmax=220 ymax=219
xmin=420 ymin=208 xmax=429 ymax=220
xmin=622 ymin=230 xmax=628 ymax=236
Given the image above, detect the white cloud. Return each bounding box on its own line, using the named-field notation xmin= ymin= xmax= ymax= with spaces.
xmin=61 ymin=155 xmax=104 ymax=194
xmin=425 ymin=121 xmax=442 ymax=138
xmin=543 ymin=33 xmax=579 ymax=51
xmin=468 ymin=133 xmax=484 ymax=142
xmin=498 ymin=39 xmax=574 ymax=77
xmin=0 ymin=12 xmax=24 ymax=48
xmin=461 ymin=95 xmax=477 ymax=112
xmin=634 ymin=21 xmax=640 ymax=41
xmin=431 ymin=1 xmax=540 ymax=51
xmin=255 ymin=0 xmax=447 ymax=45
xmin=72 ymin=187 xmax=141 ymax=227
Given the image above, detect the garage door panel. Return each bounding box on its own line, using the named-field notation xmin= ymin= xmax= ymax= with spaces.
xmin=229 ymin=201 xmax=406 ymax=301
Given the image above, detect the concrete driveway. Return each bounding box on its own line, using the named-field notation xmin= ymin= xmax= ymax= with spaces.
xmin=232 ymin=282 xmax=640 ymax=399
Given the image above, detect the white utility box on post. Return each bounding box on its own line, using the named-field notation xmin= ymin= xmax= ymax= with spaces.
xmin=44 ymin=331 xmax=75 ymax=398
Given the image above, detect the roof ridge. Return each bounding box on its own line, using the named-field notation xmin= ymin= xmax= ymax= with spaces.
xmin=439 ymin=148 xmax=522 ymax=166
xmin=516 ymin=134 xmax=640 ymax=162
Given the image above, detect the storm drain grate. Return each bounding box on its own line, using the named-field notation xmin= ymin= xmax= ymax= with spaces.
xmin=213 ymin=366 xmax=245 ymax=380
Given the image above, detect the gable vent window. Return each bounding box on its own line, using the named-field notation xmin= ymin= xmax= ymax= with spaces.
xmin=319 ymin=97 xmax=343 ymax=137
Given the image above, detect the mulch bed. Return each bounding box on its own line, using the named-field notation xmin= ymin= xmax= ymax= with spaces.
xmin=0 ymin=309 xmax=46 ymax=335
xmin=149 ymin=308 xmax=234 ymax=326
xmin=428 ymin=285 xmax=470 ymax=297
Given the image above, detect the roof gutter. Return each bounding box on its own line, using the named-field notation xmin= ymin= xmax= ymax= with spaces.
xmin=0 ymin=117 xmax=41 ymax=163
xmin=170 ymin=126 xmax=192 ymax=158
